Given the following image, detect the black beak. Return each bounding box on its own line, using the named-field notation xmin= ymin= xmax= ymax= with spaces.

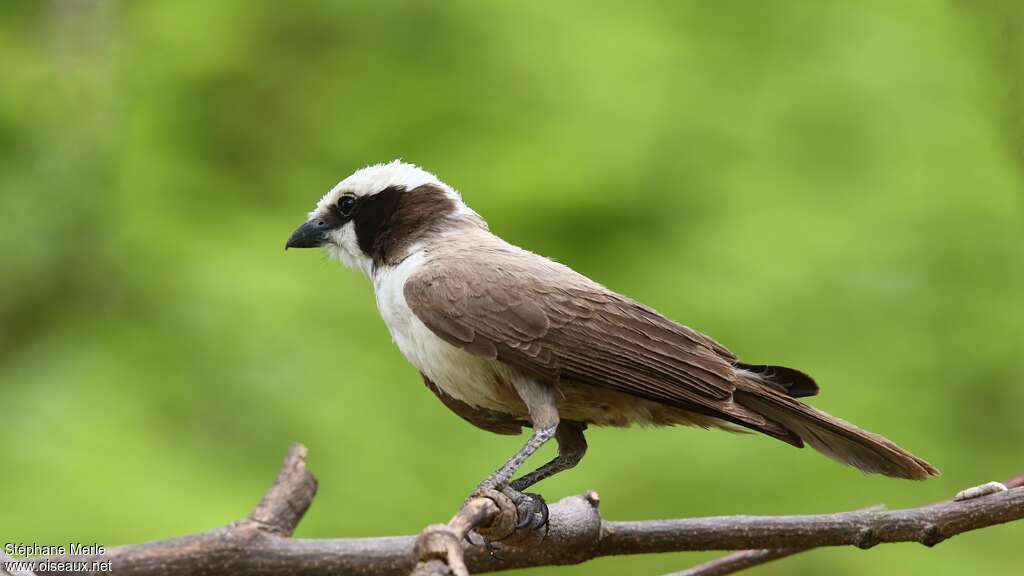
xmin=285 ymin=219 xmax=330 ymax=250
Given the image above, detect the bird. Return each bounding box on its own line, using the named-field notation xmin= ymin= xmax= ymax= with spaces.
xmin=286 ymin=160 xmax=938 ymax=525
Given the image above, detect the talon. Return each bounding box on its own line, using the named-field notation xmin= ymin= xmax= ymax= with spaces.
xmin=466 ymin=483 xmax=549 ymax=543
xmin=537 ymin=494 xmax=550 ymax=527
xmin=510 ymin=491 xmax=549 ymax=531
xmin=515 ymin=513 xmax=532 ymax=530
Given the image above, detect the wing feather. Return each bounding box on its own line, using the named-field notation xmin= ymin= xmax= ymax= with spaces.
xmin=404 ymin=249 xmax=749 ymax=417
xmin=402 ymin=245 xmax=938 ymax=479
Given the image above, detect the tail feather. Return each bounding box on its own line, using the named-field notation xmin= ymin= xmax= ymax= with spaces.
xmin=736 ymin=363 xmax=819 ymax=398
xmin=734 ymin=373 xmax=939 ymax=480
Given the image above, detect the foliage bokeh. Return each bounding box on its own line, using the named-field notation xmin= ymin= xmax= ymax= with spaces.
xmin=2 ymin=1 xmax=1022 ymax=574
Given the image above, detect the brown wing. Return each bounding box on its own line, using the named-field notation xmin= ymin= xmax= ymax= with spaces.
xmin=404 ymin=247 xmax=798 ymax=442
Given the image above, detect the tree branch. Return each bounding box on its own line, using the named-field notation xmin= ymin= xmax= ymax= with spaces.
xmin=660 ymin=481 xmax=1022 ymax=576
xmin=408 ymin=493 xmax=502 ymax=576
xmin=246 ymin=443 xmax=318 ymax=536
xmin=16 ymin=444 xmax=1023 ymax=576
xmin=658 ymin=505 xmax=886 ymax=576
xmin=596 ymin=486 xmax=1023 ymax=555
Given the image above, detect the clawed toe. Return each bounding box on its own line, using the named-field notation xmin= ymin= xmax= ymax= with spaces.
xmin=502 ymin=487 xmax=549 ymax=531
xmin=467 ymin=483 xmax=551 ymax=538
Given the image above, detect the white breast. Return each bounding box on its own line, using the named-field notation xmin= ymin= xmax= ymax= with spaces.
xmin=372 ymin=250 xmax=522 ymax=413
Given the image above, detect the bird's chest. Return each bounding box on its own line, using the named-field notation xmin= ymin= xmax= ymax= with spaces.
xmin=373 ymin=255 xmax=522 ymax=413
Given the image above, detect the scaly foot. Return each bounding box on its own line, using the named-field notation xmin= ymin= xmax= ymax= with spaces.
xmin=503 ymin=486 xmax=548 ymax=531
xmin=470 ymin=481 xmax=550 ymax=533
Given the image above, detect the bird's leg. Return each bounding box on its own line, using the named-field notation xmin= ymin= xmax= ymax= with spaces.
xmin=474 ymin=424 xmax=558 ymax=493
xmin=473 ymin=377 xmax=558 ymax=531
xmin=510 ymin=421 xmax=587 ymax=491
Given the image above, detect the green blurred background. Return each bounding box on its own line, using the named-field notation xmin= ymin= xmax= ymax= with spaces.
xmin=2 ymin=1 xmax=1023 ymax=574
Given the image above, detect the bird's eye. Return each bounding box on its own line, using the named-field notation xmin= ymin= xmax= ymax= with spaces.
xmin=337 ymin=195 xmax=356 ymax=216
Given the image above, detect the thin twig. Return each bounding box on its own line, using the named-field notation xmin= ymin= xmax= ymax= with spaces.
xmin=664 ymin=548 xmax=808 ymax=576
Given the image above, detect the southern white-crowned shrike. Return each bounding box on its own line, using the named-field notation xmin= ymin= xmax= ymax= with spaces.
xmin=286 ymin=161 xmax=937 ymax=526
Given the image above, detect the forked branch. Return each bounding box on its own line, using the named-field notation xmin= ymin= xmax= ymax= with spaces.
xmin=8 ymin=444 xmax=1022 ymax=576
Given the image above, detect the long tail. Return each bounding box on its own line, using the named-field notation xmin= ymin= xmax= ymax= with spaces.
xmin=734 ymin=366 xmax=939 ymax=480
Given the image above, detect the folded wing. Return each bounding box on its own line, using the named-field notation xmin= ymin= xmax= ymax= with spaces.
xmin=403 ymin=249 xmax=801 ymax=444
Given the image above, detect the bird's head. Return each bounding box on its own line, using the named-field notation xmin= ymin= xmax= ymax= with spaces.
xmin=286 ymin=161 xmax=485 ymax=276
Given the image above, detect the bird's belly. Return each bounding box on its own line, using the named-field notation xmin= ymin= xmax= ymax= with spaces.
xmin=552 ymin=380 xmax=720 ymax=428
xmin=401 ymin=322 xmax=523 ymax=413
xmin=374 ymin=254 xmax=524 ymax=414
